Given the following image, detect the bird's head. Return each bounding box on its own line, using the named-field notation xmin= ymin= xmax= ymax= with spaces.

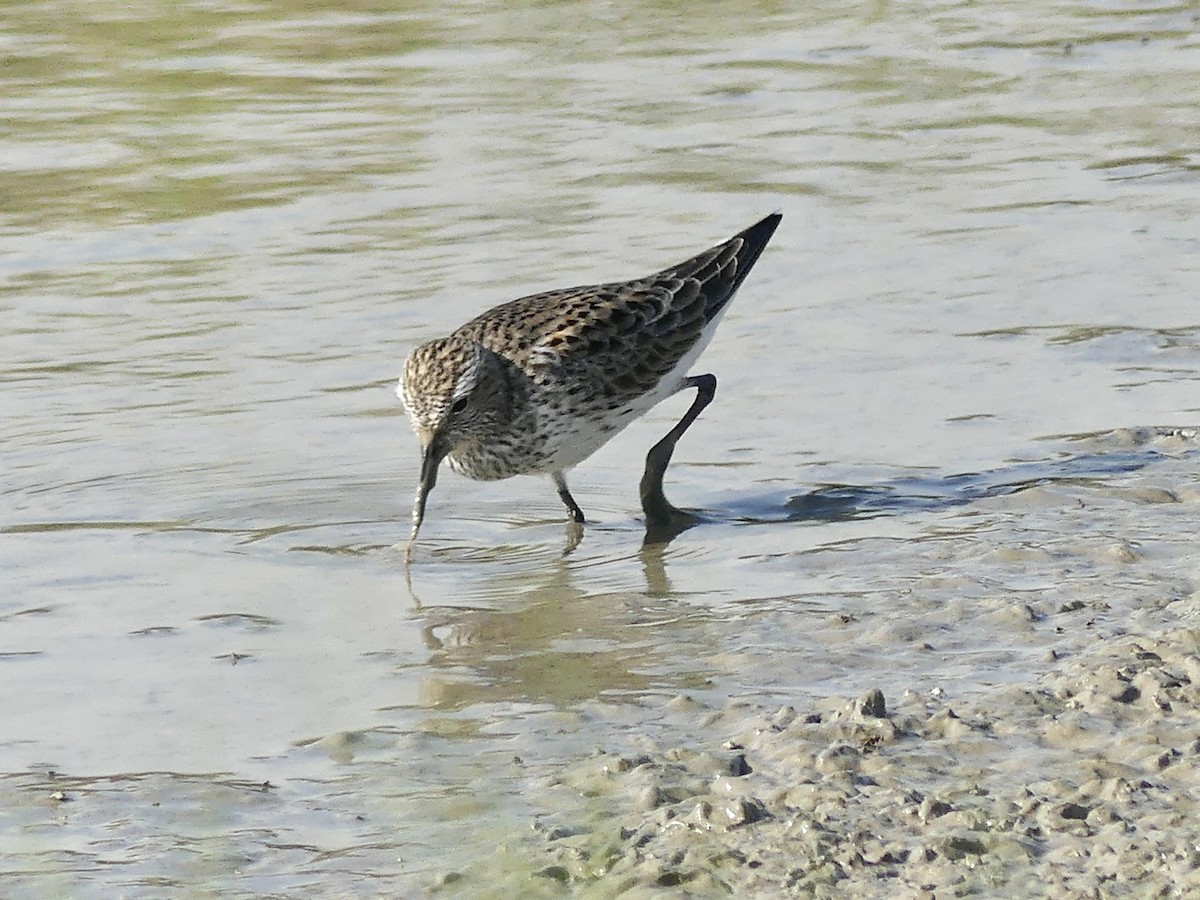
xmin=397 ymin=336 xmax=510 ymax=540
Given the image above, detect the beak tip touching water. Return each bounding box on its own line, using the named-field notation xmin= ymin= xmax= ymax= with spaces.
xmin=409 ymin=442 xmax=444 ymax=544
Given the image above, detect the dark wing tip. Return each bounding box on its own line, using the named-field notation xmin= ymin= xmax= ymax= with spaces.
xmin=654 ymin=213 xmax=782 ymax=321
xmin=726 ymin=212 xmax=782 ymax=293
xmin=735 ymin=212 xmax=783 ymax=254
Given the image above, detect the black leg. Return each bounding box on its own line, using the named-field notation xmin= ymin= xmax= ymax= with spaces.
xmin=552 ymin=471 xmax=586 ymax=524
xmin=640 ymin=374 xmax=716 ymax=527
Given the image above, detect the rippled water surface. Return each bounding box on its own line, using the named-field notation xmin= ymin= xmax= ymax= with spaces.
xmin=2 ymin=0 xmax=1199 ymax=893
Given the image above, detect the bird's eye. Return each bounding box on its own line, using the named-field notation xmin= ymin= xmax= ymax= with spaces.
xmin=449 ymin=396 xmax=469 ymax=415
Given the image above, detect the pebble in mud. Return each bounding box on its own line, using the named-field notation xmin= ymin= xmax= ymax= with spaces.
xmin=856 ymin=688 xmax=886 ymax=718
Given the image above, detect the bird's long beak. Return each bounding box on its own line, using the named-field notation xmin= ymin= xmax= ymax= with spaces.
xmin=410 ymin=437 xmax=446 ymax=542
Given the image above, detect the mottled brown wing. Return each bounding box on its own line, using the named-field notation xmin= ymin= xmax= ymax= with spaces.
xmin=455 ymin=213 xmax=781 ymax=402
xmin=531 ymin=278 xmax=711 ymax=399
xmin=450 ymin=280 xmax=692 ymax=402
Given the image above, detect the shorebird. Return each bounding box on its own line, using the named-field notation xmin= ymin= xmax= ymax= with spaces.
xmin=398 ymin=213 xmax=781 ymax=541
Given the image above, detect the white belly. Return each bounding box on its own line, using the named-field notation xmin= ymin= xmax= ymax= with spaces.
xmin=531 ymin=309 xmax=728 ymax=473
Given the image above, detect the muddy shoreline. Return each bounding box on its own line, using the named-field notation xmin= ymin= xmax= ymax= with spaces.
xmin=467 ymin=626 xmax=1200 ymax=897
xmin=438 ymin=430 xmax=1200 ymax=897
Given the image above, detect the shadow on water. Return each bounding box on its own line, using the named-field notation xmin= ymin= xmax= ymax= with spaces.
xmin=645 ymin=429 xmax=1197 ymax=546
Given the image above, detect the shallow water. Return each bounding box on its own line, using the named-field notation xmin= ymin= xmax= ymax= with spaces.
xmin=2 ymin=0 xmax=1199 ymax=894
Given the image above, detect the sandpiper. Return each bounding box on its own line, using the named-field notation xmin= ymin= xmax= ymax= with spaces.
xmin=398 ymin=213 xmax=781 ymax=541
